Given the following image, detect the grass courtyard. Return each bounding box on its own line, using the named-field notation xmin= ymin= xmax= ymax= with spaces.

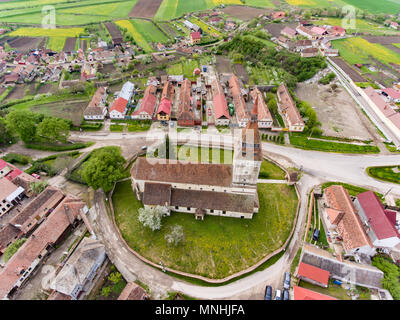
xmin=113 ymin=180 xmax=298 ymax=279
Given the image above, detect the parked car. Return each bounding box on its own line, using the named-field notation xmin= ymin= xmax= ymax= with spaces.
xmin=141 ymin=146 xmax=148 ymax=151
xmin=274 ymin=289 xmax=282 ymax=300
xmin=283 ymin=272 xmax=291 ymax=290
xmin=283 ymin=289 xmax=289 ymax=300
xmin=264 ymin=285 xmax=272 ymax=300
xmin=313 ymin=229 xmax=320 ymax=241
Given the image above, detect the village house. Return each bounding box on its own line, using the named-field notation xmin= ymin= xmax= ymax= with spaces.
xmin=323 ymin=185 xmax=375 ymax=257
xmin=51 ymin=237 xmax=106 ymax=300
xmin=381 ymin=88 xmax=400 ymax=103
xmin=294 ymin=39 xmax=313 ymax=52
xmin=281 ymin=26 xmax=297 ymax=39
xmin=0 ymin=178 xmax=24 ymax=217
xmin=293 ymin=286 xmax=337 ymax=300
xmin=190 ymin=31 xmax=202 ymax=45
xmin=272 ymin=11 xmax=286 ymax=20
xmin=276 ymin=84 xmax=305 ymax=132
xmin=301 ymin=47 xmax=320 ymax=58
xmin=229 ymin=75 xmax=249 ymax=127
xmin=0 ymin=196 xmax=86 ymax=299
xmin=157 ymin=81 xmax=174 ymax=121
xmin=329 ymin=25 xmax=346 ymax=37
xmin=118 ymin=282 xmax=150 ymax=300
xmin=212 ymin=79 xmax=230 ymax=126
xmin=177 ymin=79 xmax=195 ymax=126
xmin=109 ymin=97 xmax=129 ymax=120
xmin=354 ymin=191 xmax=400 ymax=251
xmin=295 ymin=262 xmax=330 ymax=288
xmin=132 ymin=85 xmax=157 ymax=120
xmin=250 ymin=88 xmax=273 ymax=128
xmin=296 ymin=25 xmax=318 ymax=40
xmin=83 ymin=87 xmax=108 ymax=120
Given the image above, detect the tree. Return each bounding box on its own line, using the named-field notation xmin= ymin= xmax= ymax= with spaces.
xmin=165 ymin=225 xmax=184 ymax=246
xmin=108 ymin=271 xmax=122 ymax=284
xmin=81 ymin=146 xmax=126 ymax=192
xmin=36 ymin=118 xmax=70 ymax=143
xmin=5 ymin=110 xmax=39 ymax=143
xmin=30 ymin=181 xmax=49 ymax=194
xmin=0 ymin=117 xmax=13 ymax=146
xmin=138 ymin=206 xmax=166 ymax=231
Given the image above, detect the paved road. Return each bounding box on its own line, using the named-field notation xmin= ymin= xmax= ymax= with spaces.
xmin=75 ymin=130 xmax=400 ymax=299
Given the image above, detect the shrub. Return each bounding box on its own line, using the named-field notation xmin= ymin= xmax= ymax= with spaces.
xmin=24 ymin=142 xmax=94 ymax=151
xmin=2 ymin=153 xmax=31 ymax=165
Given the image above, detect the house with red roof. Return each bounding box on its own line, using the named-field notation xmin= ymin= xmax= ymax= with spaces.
xmin=293 ymin=286 xmax=337 ymax=300
xmin=354 ymin=191 xmax=400 ymax=250
xmin=296 ymin=262 xmax=330 ymax=288
xmin=212 ymin=80 xmax=230 ymax=126
xmin=330 ymin=25 xmax=346 ymax=37
xmin=157 ymin=81 xmax=174 ymax=121
xmin=109 ymin=97 xmax=128 ymax=119
xmin=281 ymin=26 xmax=297 ymax=39
xmin=250 ymin=88 xmax=273 ymax=128
xmin=190 ymin=32 xmax=202 ymax=45
xmin=132 ymin=85 xmax=157 ymax=120
xmin=323 ymin=185 xmax=375 ymax=257
xmin=382 ymin=88 xmax=400 ymax=103
xmin=311 ymin=26 xmax=327 ymax=36
xmin=272 ymin=11 xmax=285 ymax=20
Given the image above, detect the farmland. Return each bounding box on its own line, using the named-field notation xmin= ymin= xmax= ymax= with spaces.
xmin=332 ymin=37 xmax=400 ymax=67
xmin=47 ymin=37 xmax=66 ymax=52
xmin=115 ymin=19 xmax=169 ymax=53
xmin=285 ymin=0 xmax=348 ymax=7
xmin=10 ymin=27 xmax=84 ymax=38
xmin=248 ymin=66 xmax=294 ymax=86
xmin=189 ymin=17 xmax=222 ymax=37
xmin=343 ymin=0 xmax=400 ymax=14
xmin=155 ymin=0 xmax=274 ymax=21
xmin=314 ymin=18 xmax=399 ymax=36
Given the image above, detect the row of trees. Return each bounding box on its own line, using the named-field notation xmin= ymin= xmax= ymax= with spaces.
xmin=4 ymin=110 xmax=71 ymax=144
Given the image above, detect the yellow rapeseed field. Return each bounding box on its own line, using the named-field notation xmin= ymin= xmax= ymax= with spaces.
xmin=286 ymin=0 xmax=316 ymax=5
xmin=10 ymin=27 xmax=84 ymax=38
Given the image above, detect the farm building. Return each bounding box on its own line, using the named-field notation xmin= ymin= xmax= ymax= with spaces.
xmin=295 ymin=262 xmax=330 ymax=288
xmin=276 ymin=84 xmax=305 ymax=132
xmin=301 ymin=47 xmax=320 ymax=58
xmin=190 ymin=32 xmax=202 ymax=45
xmin=132 ymin=85 xmax=157 ymax=120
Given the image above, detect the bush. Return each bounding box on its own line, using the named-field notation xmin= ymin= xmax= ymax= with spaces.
xmin=319 ymin=72 xmax=336 ymax=85
xmin=2 ymin=153 xmax=31 ymax=165
xmin=24 ymin=142 xmax=94 ymax=151
xmin=372 ymin=255 xmax=400 ymax=300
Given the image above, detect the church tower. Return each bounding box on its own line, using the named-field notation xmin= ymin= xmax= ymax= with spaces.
xmin=232 ymin=96 xmax=263 ymax=186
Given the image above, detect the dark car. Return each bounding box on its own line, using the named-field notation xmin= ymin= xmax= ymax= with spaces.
xmin=283 ymin=272 xmax=291 ymax=290
xmin=313 ymin=229 xmax=320 ymax=241
xmin=283 ymin=289 xmax=289 ymax=301
xmin=264 ymin=285 xmax=272 ymax=300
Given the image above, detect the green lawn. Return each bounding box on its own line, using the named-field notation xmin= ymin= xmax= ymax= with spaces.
xmin=248 ymin=65 xmax=294 ymax=86
xmin=110 ymin=124 xmax=124 ymax=132
xmin=113 ymin=181 xmax=298 ymax=279
xmin=289 ymin=133 xmax=380 ymax=154
xmin=167 ymin=58 xmax=201 ymax=80
xmin=259 ymin=160 xmax=286 ymax=180
xmin=175 ymin=146 xmax=233 ymax=164
xmin=367 ymin=166 xmax=400 ymax=185
xmin=299 ymin=280 xmax=350 ymax=300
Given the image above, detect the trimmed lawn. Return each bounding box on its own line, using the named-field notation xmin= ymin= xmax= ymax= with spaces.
xmin=367 ymin=166 xmax=400 ymax=185
xmin=289 ymin=133 xmax=380 ymax=154
xmin=110 ymin=124 xmax=124 ymax=132
xmin=259 ymin=160 xmax=286 ymax=180
xmin=176 ymin=146 xmax=233 ymax=164
xmin=113 ymin=181 xmax=298 ymax=279
xmin=167 ymin=58 xmax=201 ymax=80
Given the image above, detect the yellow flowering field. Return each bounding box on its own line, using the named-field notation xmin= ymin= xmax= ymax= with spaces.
xmin=10 ymin=27 xmax=84 ymax=38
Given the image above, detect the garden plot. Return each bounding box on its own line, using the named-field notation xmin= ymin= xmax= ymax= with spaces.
xmin=295 ymin=83 xmax=374 ymax=141
xmin=248 ymin=66 xmax=292 ymax=86
xmin=221 ymin=5 xmax=270 ymax=21
xmin=129 ymin=0 xmax=163 ymax=18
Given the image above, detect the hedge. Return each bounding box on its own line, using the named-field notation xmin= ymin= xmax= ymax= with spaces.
xmin=24 ymin=142 xmax=94 ymax=151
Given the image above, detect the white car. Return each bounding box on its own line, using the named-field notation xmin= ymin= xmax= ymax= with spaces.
xmin=274 ymin=290 xmax=282 ymax=300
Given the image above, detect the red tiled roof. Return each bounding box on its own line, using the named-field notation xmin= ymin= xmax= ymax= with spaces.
xmin=133 ymin=85 xmax=157 ymax=117
xmin=293 ymin=286 xmax=337 ymax=300
xmin=0 ymin=159 xmax=7 ymax=170
xmin=251 ymin=88 xmax=272 ymax=122
xmin=191 ymin=32 xmax=201 ymax=40
xmin=110 ymin=97 xmax=128 ymax=114
xmin=297 ymin=262 xmax=330 ymax=286
xmin=357 ymin=191 xmax=399 ymax=240
xmin=229 ymin=75 xmax=248 ymax=122
xmin=332 ymin=26 xmax=346 ymax=33
xmin=212 ymin=80 xmax=229 ymax=120
xmin=383 ymin=88 xmax=400 ymax=100
xmin=324 ymin=185 xmax=372 ymax=251
xmin=311 ymin=26 xmax=326 ymax=35
xmin=277 ymin=84 xmax=304 ymax=127
xmin=5 ymin=168 xmax=22 ymax=181
xmin=281 ymin=26 xmax=297 ymax=37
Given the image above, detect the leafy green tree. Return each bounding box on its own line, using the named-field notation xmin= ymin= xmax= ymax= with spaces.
xmin=101 ymin=286 xmax=111 ymax=297
xmin=36 ymin=118 xmax=70 ymax=144
xmin=5 ymin=110 xmax=39 ymax=143
xmin=0 ymin=117 xmax=13 ymax=146
xmin=30 ymin=181 xmax=49 ymax=194
xmin=81 ymin=146 xmax=126 ymax=192
xmin=108 ymin=272 xmax=122 ymax=284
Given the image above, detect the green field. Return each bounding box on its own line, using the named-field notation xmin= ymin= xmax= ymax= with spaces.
xmin=332 ymin=37 xmax=400 ymax=67
xmin=115 ymin=19 xmax=168 ymax=53
xmin=259 ymin=160 xmax=286 ymax=180
xmin=167 ymin=58 xmax=201 ymax=80
xmin=0 ymin=0 xmax=137 ymax=25
xmin=47 ymin=36 xmax=66 ymax=51
xmin=113 ymin=180 xmax=298 ymax=279
xmin=314 ymin=18 xmax=399 ymax=36
xmin=285 ymin=0 xmax=348 ymax=8
xmin=155 ymin=0 xmax=274 ymax=21
xmin=248 ymin=66 xmax=293 ymax=86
